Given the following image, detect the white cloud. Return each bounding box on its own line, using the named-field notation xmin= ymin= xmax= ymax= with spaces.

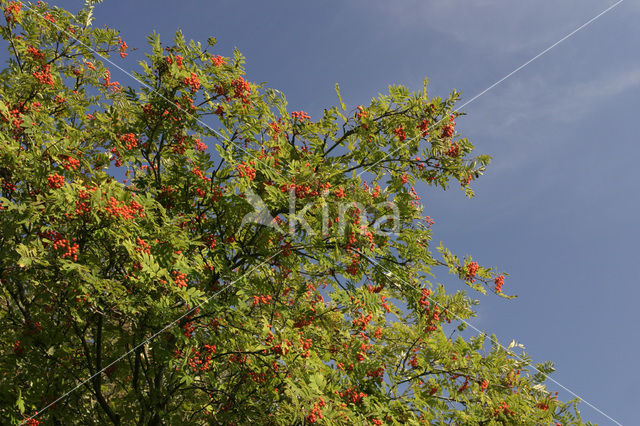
xmin=555 ymin=67 xmax=640 ymax=118
xmin=358 ymin=0 xmax=629 ymax=53
xmin=454 ymin=66 xmax=640 ymax=183
xmin=469 ymin=66 xmax=640 ymax=129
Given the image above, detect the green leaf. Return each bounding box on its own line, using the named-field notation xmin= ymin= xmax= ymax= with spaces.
xmin=16 ymin=243 xmax=37 ymax=268
xmin=16 ymin=390 xmax=24 ymax=414
xmin=335 ymin=83 xmax=346 ymax=111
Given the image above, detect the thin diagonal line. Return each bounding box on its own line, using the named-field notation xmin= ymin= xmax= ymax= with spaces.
xmin=354 ymin=249 xmax=622 ymax=425
xmin=21 ymin=251 xmax=282 ymax=425
xmin=457 ymin=0 xmax=623 ymax=111
xmin=356 ymin=0 xmax=624 ymax=179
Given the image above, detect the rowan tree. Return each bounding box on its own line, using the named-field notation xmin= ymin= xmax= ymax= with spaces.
xmin=0 ymin=1 xmax=593 ymax=424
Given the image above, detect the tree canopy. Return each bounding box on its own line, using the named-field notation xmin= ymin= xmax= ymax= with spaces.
xmin=0 ymin=1 xmax=592 ymax=424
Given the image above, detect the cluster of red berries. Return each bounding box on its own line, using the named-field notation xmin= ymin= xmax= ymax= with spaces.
xmin=355 ymin=105 xmax=368 ymax=120
xmin=1 ymin=180 xmax=15 ymax=195
xmin=299 ymin=337 xmax=313 ymax=358
xmin=47 ymin=173 xmax=65 ymax=189
xmin=268 ymin=119 xmax=283 ymax=138
xmin=252 ymin=294 xmax=272 ymax=307
xmin=165 ymin=55 xmax=184 ymax=69
xmin=43 ymin=12 xmax=55 ymax=23
xmin=293 ymin=314 xmax=315 ymax=329
xmin=417 ymin=119 xmax=429 ymax=137
xmin=61 ymin=155 xmax=80 ymax=170
xmin=394 ymin=124 xmax=406 ymax=141
xmin=172 ymin=270 xmax=188 ymax=288
xmin=120 ymin=133 xmax=138 ymax=150
xmin=184 ymin=72 xmax=200 ymax=92
xmin=41 ymin=231 xmax=79 ymax=260
xmin=27 ymin=45 xmax=44 ymax=61
xmin=117 ymin=36 xmax=128 ymax=58
xmin=104 ymin=197 xmax=145 ymax=220
xmin=102 ymin=70 xmax=120 ymax=92
xmin=182 ymin=319 xmax=194 ymax=338
xmin=4 ymin=1 xmax=21 ymax=23
xmin=409 ymin=186 xmax=421 ymax=208
xmin=424 ymin=305 xmax=441 ymax=334
xmin=344 ymin=232 xmax=359 ymax=253
xmin=460 ymin=172 xmax=473 ymax=187
xmin=494 ymin=275 xmax=505 ymax=293
xmin=465 ymin=261 xmax=479 ymax=282
xmin=493 ymin=401 xmax=515 ymax=417
xmin=109 ymin=146 xmax=124 ymax=167
xmin=210 ymin=185 xmax=224 ymax=202
xmin=356 ymin=342 xmax=371 ymax=363
xmin=305 ymin=398 xmax=326 ymax=423
xmin=174 ymin=133 xmax=198 ymax=154
xmin=445 ymin=142 xmax=459 ymax=157
xmin=370 ymin=183 xmax=380 ymax=198
xmin=2 ymin=104 xmax=24 ymax=138
xmin=366 ymin=366 xmax=385 ymax=382
xmin=62 ymin=241 xmax=79 ymax=261
xmin=135 ymin=238 xmax=151 ymax=254
xmin=33 ymin=63 xmax=54 ymax=87
xmin=211 ymin=55 xmax=226 ymax=67
xmin=424 ymin=216 xmax=435 ymax=227
xmin=408 ymin=353 xmax=419 ymax=368
xmin=13 ymin=340 xmax=24 ymax=356
xmin=291 ymin=110 xmax=311 ymax=121
xmin=441 ymin=116 xmax=456 ymax=139
xmin=247 ymin=370 xmax=268 ymax=384
xmin=279 ymin=180 xmax=330 ymax=200
xmin=187 ymin=344 xmax=216 ymax=372
xmin=231 ymin=77 xmax=251 ymax=103
xmin=236 ymin=161 xmax=256 ymax=180
xmin=194 ymin=138 xmax=207 ymax=151
xmin=205 ymin=234 xmax=217 ymax=249
xmin=271 ymin=339 xmax=292 ymax=356
xmin=419 ymin=288 xmax=431 ymax=308
xmin=338 ymin=387 xmax=367 ymax=404
xmin=380 ymin=296 xmax=392 ymax=313
xmin=536 ymin=400 xmax=549 ymax=411
xmin=352 ymin=313 xmax=372 ymax=331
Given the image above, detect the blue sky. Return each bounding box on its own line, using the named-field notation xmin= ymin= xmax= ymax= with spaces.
xmin=10 ymin=1 xmax=640 ymax=423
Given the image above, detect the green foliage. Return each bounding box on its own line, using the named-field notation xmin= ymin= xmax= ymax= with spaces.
xmin=0 ymin=1 xmax=592 ymax=424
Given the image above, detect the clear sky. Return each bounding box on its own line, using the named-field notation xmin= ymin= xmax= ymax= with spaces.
xmin=7 ymin=1 xmax=639 ymax=424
